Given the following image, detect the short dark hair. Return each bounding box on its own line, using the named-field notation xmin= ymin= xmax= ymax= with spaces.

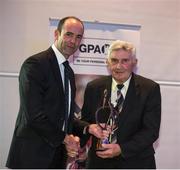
xmin=57 ymin=16 xmax=84 ymax=33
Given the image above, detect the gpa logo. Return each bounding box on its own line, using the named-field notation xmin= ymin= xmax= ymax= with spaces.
xmin=79 ymin=43 xmax=110 ymax=54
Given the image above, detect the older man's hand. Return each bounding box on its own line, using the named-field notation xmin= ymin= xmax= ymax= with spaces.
xmin=96 ymin=143 xmax=122 ymax=158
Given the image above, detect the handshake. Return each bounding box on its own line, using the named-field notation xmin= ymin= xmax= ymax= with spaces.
xmin=64 ymin=124 xmax=109 ymax=158
xmin=64 ymin=121 xmax=119 ymax=159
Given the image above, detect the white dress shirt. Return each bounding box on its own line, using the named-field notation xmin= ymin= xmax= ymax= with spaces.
xmin=51 ymin=44 xmax=71 ymax=130
xmin=111 ymin=75 xmax=131 ymax=107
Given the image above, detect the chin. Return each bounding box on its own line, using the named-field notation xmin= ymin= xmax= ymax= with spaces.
xmin=115 ymin=75 xmax=126 ymax=82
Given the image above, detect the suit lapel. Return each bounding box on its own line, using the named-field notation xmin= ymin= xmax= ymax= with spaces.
xmin=47 ymin=47 xmax=64 ymax=97
xmin=68 ymin=67 xmax=76 ymax=101
xmin=98 ymin=76 xmax=112 ymax=107
xmin=47 ymin=47 xmax=76 ymax=105
xmin=106 ymin=76 xmax=112 ymax=105
xmin=118 ymin=74 xmax=140 ymax=129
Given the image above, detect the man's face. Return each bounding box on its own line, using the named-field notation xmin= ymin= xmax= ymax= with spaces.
xmin=55 ymin=18 xmax=84 ymax=58
xmin=107 ymin=49 xmax=137 ymax=84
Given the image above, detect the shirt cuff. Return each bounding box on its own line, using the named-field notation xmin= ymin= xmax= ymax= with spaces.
xmin=83 ymin=125 xmax=89 ymax=135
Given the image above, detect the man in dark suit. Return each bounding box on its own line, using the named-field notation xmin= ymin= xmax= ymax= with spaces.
xmin=6 ymin=16 xmax=84 ymax=169
xmin=73 ymin=40 xmax=161 ymax=169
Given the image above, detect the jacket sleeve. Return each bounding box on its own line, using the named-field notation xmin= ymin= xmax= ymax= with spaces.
xmin=72 ymin=82 xmax=95 ymax=146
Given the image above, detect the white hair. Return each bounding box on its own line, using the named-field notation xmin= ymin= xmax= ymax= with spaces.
xmin=107 ymin=40 xmax=136 ymax=58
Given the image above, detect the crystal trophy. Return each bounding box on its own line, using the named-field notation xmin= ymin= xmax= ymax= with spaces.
xmin=95 ymin=101 xmax=119 ymax=151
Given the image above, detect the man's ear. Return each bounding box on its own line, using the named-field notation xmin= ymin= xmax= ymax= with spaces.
xmin=54 ymin=29 xmax=59 ymax=40
xmin=106 ymin=58 xmax=111 ymax=71
xmin=133 ymin=58 xmax=138 ymax=66
xmin=133 ymin=58 xmax=138 ymax=73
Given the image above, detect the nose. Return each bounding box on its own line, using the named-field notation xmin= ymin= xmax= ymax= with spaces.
xmin=116 ymin=62 xmax=122 ymax=69
xmin=70 ymin=36 xmax=76 ymax=44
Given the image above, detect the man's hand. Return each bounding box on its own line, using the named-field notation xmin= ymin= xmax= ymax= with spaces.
xmin=63 ymin=134 xmax=80 ymax=157
xmin=96 ymin=143 xmax=121 ymax=158
xmin=89 ymin=124 xmax=109 ymax=139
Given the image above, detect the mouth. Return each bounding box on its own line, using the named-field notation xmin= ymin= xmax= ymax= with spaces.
xmin=67 ymin=46 xmax=75 ymax=50
xmin=67 ymin=43 xmax=75 ymax=49
xmin=115 ymin=70 xmax=124 ymax=74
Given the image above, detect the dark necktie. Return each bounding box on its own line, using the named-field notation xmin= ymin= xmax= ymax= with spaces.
xmin=63 ymin=61 xmax=70 ymax=133
xmin=115 ymin=84 xmax=124 ymax=112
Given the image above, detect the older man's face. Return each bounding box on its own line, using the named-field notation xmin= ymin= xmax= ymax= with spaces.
xmin=107 ymin=49 xmax=137 ymax=84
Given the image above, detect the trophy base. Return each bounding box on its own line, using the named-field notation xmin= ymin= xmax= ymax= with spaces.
xmin=96 ymin=138 xmax=109 ymax=151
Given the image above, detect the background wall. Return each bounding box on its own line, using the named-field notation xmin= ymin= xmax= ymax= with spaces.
xmin=0 ymin=0 xmax=180 ymax=168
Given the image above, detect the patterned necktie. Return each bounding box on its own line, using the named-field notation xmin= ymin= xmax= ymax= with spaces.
xmin=109 ymin=84 xmax=124 ymax=143
xmin=63 ymin=61 xmax=70 ymax=133
xmin=115 ymin=84 xmax=124 ymax=112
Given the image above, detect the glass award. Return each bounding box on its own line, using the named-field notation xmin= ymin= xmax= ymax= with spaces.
xmin=95 ymin=101 xmax=119 ymax=151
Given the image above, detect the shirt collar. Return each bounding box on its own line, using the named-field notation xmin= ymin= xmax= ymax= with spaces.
xmin=111 ymin=75 xmax=132 ymax=96
xmin=51 ymin=44 xmax=66 ymax=65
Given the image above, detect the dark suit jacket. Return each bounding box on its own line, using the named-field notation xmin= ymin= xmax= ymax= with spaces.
xmin=6 ymin=47 xmax=76 ymax=168
xmin=74 ymin=74 xmax=161 ymax=169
